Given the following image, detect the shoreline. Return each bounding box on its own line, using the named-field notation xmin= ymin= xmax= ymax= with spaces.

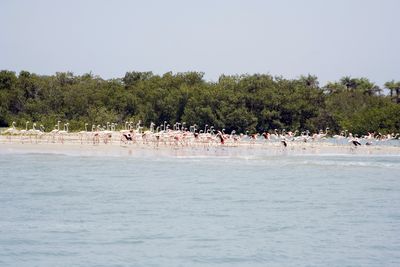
xmin=1 ymin=139 xmax=400 ymax=158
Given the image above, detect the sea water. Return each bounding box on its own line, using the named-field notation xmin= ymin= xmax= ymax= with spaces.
xmin=0 ymin=149 xmax=399 ymax=266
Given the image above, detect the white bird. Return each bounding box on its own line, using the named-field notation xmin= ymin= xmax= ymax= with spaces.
xmin=19 ymin=121 xmax=30 ymax=143
xmin=58 ymin=123 xmax=69 ymax=143
xmin=3 ymin=121 xmax=18 ymax=135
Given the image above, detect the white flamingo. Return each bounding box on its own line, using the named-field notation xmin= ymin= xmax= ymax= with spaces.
xmin=49 ymin=121 xmax=61 ymax=143
xmin=58 ymin=123 xmax=69 ymax=143
xmin=78 ymin=123 xmax=89 ymax=144
xmin=19 ymin=121 xmax=30 ymax=143
xmin=3 ymin=122 xmax=19 ymax=141
xmin=28 ymin=123 xmax=41 ymax=143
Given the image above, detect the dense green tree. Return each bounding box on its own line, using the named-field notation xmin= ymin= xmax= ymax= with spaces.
xmin=0 ymin=70 xmax=398 ymax=135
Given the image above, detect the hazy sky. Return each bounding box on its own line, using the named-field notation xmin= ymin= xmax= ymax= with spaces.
xmin=1 ymin=0 xmax=399 ymax=86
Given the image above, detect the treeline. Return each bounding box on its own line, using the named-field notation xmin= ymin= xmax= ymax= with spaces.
xmin=0 ymin=70 xmax=399 ymax=134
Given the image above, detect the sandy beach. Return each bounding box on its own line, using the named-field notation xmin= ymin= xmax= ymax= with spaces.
xmin=1 ymin=136 xmax=399 ymax=158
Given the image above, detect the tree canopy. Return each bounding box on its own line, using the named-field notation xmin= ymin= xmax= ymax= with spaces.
xmin=0 ymin=70 xmax=399 ymax=134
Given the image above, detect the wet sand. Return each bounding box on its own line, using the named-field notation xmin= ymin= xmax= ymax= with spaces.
xmin=1 ymin=136 xmax=399 ymax=158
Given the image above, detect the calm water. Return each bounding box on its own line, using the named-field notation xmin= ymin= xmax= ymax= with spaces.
xmin=0 ymin=149 xmax=400 ymax=266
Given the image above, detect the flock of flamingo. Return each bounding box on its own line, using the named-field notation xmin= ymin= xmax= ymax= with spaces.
xmin=1 ymin=120 xmax=399 ymax=148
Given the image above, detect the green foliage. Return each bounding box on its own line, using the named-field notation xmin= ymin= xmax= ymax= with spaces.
xmin=0 ymin=70 xmax=399 ymax=134
xmin=349 ymin=103 xmax=400 ymax=134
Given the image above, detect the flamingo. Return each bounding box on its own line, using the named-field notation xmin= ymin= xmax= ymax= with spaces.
xmin=270 ymin=129 xmax=280 ymax=140
xmin=189 ymin=124 xmax=197 ymax=133
xmin=300 ymin=130 xmax=311 ymax=142
xmin=101 ymin=122 xmax=113 ymax=144
xmin=19 ymin=121 xmax=30 ymax=143
xmin=92 ymin=124 xmax=100 ymax=144
xmin=262 ymin=132 xmax=270 ymax=140
xmin=3 ymin=122 xmax=19 ymax=142
xmin=216 ymin=130 xmax=225 ymax=144
xmin=49 ymin=121 xmax=61 ymax=143
xmin=149 ymin=122 xmax=155 ymax=133
xmin=58 ymin=123 xmax=69 ymax=143
xmin=78 ymin=123 xmax=89 ymax=144
xmin=28 ymin=123 xmax=43 ymax=143
xmin=312 ymin=127 xmax=329 ymax=141
xmin=35 ymin=123 xmax=45 ymax=143
xmin=3 ymin=121 xmax=17 ymax=134
xmin=3 ymin=122 xmax=19 ymax=141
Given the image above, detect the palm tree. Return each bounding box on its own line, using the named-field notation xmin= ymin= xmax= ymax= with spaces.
xmin=384 ymin=80 xmax=396 ymax=98
xmin=356 ymin=78 xmax=381 ymax=96
xmin=340 ymin=76 xmax=356 ymax=91
xmin=384 ymin=80 xmax=400 ymax=103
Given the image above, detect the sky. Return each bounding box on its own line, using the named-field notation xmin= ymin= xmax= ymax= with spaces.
xmin=1 ymin=0 xmax=399 ymax=86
